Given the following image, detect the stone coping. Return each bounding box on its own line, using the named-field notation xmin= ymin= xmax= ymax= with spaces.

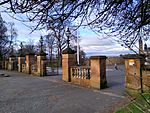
xmin=90 ymin=56 xmax=107 ymax=59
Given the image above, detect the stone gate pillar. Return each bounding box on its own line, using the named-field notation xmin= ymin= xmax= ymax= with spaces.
xmin=37 ymin=52 xmax=47 ymax=76
xmin=8 ymin=55 xmax=16 ymax=70
xmin=62 ymin=48 xmax=76 ymax=82
xmin=124 ymin=54 xmax=145 ymax=94
xmin=90 ymin=56 xmax=107 ymax=89
xmin=18 ymin=55 xmax=25 ymax=72
xmin=26 ymin=53 xmax=35 ymax=74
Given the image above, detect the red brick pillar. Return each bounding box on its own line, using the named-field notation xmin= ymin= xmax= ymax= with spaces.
xmin=124 ymin=54 xmax=145 ymax=94
xmin=90 ymin=56 xmax=107 ymax=89
xmin=37 ymin=53 xmax=47 ymax=76
xmin=18 ymin=55 xmax=25 ymax=72
xmin=26 ymin=53 xmax=35 ymax=74
xmin=62 ymin=49 xmax=76 ymax=82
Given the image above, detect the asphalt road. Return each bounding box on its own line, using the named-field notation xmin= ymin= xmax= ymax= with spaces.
xmin=0 ymin=65 xmax=130 ymax=113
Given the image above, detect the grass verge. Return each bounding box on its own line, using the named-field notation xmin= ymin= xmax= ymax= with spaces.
xmin=115 ymin=93 xmax=150 ymax=113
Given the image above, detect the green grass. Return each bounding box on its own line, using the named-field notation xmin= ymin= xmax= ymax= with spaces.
xmin=115 ymin=93 xmax=150 ymax=113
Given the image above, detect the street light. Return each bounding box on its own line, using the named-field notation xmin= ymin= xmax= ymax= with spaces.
xmin=11 ymin=45 xmax=14 ymax=54
xmin=66 ymin=27 xmax=71 ymax=50
xmin=39 ymin=36 xmax=44 ymax=52
xmin=10 ymin=45 xmax=14 ymax=56
xmin=20 ymin=42 xmax=23 ymax=54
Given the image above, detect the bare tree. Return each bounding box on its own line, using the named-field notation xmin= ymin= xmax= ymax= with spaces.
xmin=0 ymin=14 xmax=17 ymax=60
xmin=0 ymin=14 xmax=7 ymax=60
xmin=44 ymin=34 xmax=55 ymax=67
xmin=0 ymin=0 xmax=149 ymax=48
xmin=43 ymin=26 xmax=66 ymax=67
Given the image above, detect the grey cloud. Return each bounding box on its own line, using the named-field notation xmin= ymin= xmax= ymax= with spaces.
xmin=80 ymin=36 xmax=117 ymax=48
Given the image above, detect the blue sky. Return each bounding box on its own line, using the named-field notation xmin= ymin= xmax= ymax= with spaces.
xmin=1 ymin=12 xmax=145 ymax=57
xmin=1 ymin=13 xmax=41 ymax=41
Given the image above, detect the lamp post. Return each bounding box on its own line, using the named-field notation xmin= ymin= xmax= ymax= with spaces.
xmin=20 ymin=42 xmax=23 ymax=54
xmin=11 ymin=45 xmax=14 ymax=54
xmin=66 ymin=27 xmax=71 ymax=50
xmin=39 ymin=36 xmax=44 ymax=52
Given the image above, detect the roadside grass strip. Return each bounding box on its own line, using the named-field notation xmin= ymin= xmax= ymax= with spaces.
xmin=128 ymin=103 xmax=144 ymax=113
xmin=133 ymin=101 xmax=148 ymax=112
xmin=115 ymin=107 xmax=131 ymax=113
xmin=115 ymin=93 xmax=150 ymax=113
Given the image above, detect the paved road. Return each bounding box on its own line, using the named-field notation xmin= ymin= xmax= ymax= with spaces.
xmin=0 ymin=65 xmax=130 ymax=113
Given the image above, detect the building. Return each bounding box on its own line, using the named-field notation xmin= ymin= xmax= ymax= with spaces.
xmin=139 ymin=38 xmax=150 ymax=65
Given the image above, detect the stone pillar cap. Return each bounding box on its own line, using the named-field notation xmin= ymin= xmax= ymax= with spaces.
xmin=90 ymin=56 xmax=107 ymax=59
xmin=37 ymin=51 xmax=47 ymax=56
xmin=26 ymin=52 xmax=35 ymax=55
xmin=9 ymin=54 xmax=16 ymax=57
xmin=18 ymin=53 xmax=25 ymax=57
xmin=62 ymin=48 xmax=76 ymax=54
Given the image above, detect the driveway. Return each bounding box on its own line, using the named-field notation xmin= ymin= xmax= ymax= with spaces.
xmin=0 ymin=65 xmax=130 ymax=113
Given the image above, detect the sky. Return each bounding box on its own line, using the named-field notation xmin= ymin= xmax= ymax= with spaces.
xmin=1 ymin=12 xmax=148 ymax=57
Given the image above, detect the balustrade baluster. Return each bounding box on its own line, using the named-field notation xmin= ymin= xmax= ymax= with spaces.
xmin=83 ymin=68 xmax=85 ymax=79
xmin=87 ymin=68 xmax=90 ymax=79
xmin=79 ymin=68 xmax=81 ymax=78
xmin=81 ymin=68 xmax=83 ymax=79
xmin=75 ymin=68 xmax=77 ymax=78
xmin=84 ymin=68 xmax=86 ymax=79
xmin=72 ymin=68 xmax=74 ymax=77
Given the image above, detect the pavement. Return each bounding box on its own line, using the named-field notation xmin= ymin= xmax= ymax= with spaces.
xmin=0 ymin=65 xmax=130 ymax=113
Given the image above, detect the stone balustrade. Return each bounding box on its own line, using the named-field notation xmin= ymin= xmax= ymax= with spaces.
xmin=70 ymin=66 xmax=91 ymax=88
xmin=22 ymin=64 xmax=26 ymax=73
xmin=31 ymin=64 xmax=37 ymax=74
xmin=70 ymin=66 xmax=90 ymax=79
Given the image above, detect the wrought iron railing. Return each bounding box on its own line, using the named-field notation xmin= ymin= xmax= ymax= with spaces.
xmin=70 ymin=66 xmax=90 ymax=79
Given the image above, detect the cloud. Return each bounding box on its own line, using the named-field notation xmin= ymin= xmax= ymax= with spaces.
xmin=79 ymin=36 xmax=134 ymax=56
xmin=80 ymin=36 xmax=116 ymax=47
